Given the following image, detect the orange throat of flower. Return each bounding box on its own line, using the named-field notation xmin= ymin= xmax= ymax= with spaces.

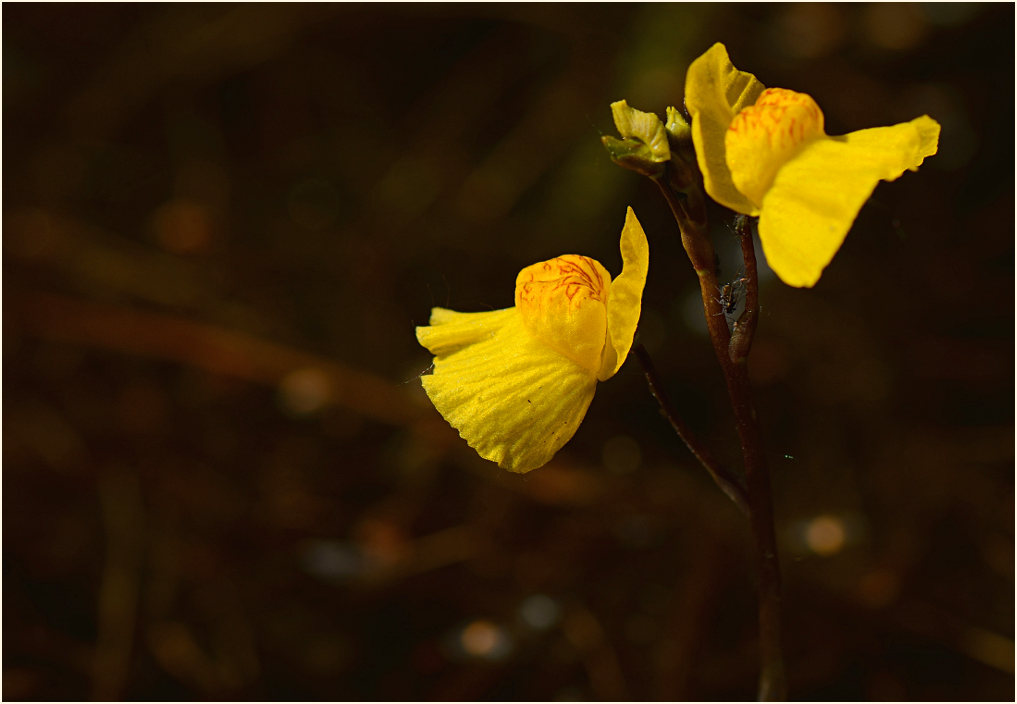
xmin=515 ymin=255 xmax=611 ymax=374
xmin=725 ymin=87 xmax=826 ymax=208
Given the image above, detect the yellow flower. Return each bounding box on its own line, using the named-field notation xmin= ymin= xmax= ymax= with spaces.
xmin=685 ymin=42 xmax=940 ymax=287
xmin=416 ymin=207 xmax=649 ymax=473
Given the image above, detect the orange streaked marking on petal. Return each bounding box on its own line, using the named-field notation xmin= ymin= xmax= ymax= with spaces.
xmin=516 ymin=256 xmax=606 ymax=305
xmin=515 ymin=255 xmax=610 ymax=374
xmin=725 ymin=88 xmax=825 ymax=207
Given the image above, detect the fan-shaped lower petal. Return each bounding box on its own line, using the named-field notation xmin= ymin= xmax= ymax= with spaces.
xmin=419 ymin=310 xmax=597 ymax=473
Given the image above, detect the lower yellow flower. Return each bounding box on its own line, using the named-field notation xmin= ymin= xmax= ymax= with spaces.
xmin=416 ymin=207 xmax=649 ymax=473
xmin=686 ymin=43 xmax=940 ymax=287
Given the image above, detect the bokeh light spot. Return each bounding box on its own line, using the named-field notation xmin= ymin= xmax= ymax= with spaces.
xmin=278 ymin=367 xmax=332 ymax=416
xmin=460 ymin=620 xmax=511 ymax=660
xmin=805 ymin=514 xmax=846 ymax=556
xmin=299 ymin=540 xmax=366 ymax=583
xmin=518 ymin=594 xmax=560 ymax=631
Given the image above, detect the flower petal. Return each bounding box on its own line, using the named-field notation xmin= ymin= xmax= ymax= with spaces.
xmin=685 ymin=42 xmax=767 ymax=215
xmin=419 ymin=309 xmax=597 ymax=473
xmin=725 ymin=88 xmax=825 ymax=209
xmin=910 ymin=114 xmax=941 ymax=164
xmin=416 ymin=307 xmax=518 ymax=357
xmin=598 ymin=207 xmax=650 ymax=381
xmin=515 ymin=255 xmax=610 ymax=374
xmin=758 ymin=115 xmax=941 ymax=287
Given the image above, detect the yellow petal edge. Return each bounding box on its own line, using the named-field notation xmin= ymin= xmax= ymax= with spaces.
xmin=415 ymin=208 xmax=649 ymax=473
xmin=685 ymin=42 xmax=766 ymax=215
xmin=599 ymin=207 xmax=649 ymax=381
xmin=686 ymin=42 xmax=941 ymax=288
xmin=758 ymin=115 xmax=940 ymax=287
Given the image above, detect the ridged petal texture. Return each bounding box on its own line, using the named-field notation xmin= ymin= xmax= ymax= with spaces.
xmin=415 ymin=208 xmax=649 ymax=473
xmin=417 ymin=308 xmax=597 ymax=473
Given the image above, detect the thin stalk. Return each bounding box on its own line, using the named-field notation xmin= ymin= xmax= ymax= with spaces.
xmin=728 ymin=216 xmax=784 ymax=700
xmin=633 ymin=344 xmax=749 ymax=514
xmin=729 ymin=215 xmax=759 ymax=364
xmin=651 ymin=181 xmax=732 ymax=362
xmin=654 ymin=177 xmax=786 ymax=701
xmin=725 ymin=357 xmax=785 ymax=701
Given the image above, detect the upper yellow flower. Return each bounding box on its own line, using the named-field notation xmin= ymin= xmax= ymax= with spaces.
xmin=416 ymin=208 xmax=649 ymax=473
xmin=686 ymin=43 xmax=940 ymax=287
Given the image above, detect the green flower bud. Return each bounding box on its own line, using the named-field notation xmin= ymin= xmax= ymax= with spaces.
xmin=609 ymin=100 xmax=670 ymax=162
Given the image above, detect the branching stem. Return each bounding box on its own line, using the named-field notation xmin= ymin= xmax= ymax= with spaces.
xmin=651 ymin=176 xmax=786 ymax=701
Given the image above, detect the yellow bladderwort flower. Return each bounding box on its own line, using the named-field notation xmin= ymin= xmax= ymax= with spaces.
xmin=686 ymin=42 xmax=940 ymax=287
xmin=416 ymin=208 xmax=649 ymax=473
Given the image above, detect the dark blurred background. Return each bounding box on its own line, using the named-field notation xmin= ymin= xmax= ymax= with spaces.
xmin=4 ymin=3 xmax=1013 ymax=701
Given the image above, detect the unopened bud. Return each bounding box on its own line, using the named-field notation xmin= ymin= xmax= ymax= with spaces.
xmin=609 ymin=100 xmax=670 ymax=162
xmin=601 ymin=135 xmax=665 ymax=178
xmin=665 ymin=106 xmax=691 ymax=144
xmin=604 ymin=100 xmax=670 ymax=177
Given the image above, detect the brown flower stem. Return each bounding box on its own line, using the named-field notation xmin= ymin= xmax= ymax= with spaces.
xmin=726 ymin=361 xmax=785 ymax=701
xmin=651 ymin=180 xmax=732 ymax=360
xmin=653 ymin=177 xmax=786 ymax=701
xmin=632 ymin=344 xmax=749 ymax=514
xmin=728 ymin=215 xmax=784 ymax=701
xmin=729 ymin=215 xmax=759 ymax=364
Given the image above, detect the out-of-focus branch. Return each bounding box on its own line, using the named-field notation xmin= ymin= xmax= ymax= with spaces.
xmin=10 ymin=290 xmax=421 ymax=427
